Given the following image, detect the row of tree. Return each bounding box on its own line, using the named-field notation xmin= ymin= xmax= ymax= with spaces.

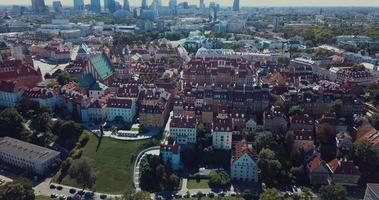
xmin=139 ymin=154 xmax=180 ymax=192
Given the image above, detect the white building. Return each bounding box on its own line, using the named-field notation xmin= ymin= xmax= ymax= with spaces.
xmin=170 ymin=116 xmax=197 ymax=145
xmin=23 ymin=87 xmax=60 ymax=110
xmin=212 ymin=117 xmax=233 ymax=150
xmin=0 ymin=137 xmax=60 ymax=175
xmin=85 ymin=100 xmax=107 ymax=124
xmin=231 ymin=139 xmax=259 ymax=182
xmin=106 ymin=97 xmax=136 ymax=123
xmin=336 ymin=35 xmax=372 ymax=46
xmin=89 ymin=81 xmax=108 ymax=100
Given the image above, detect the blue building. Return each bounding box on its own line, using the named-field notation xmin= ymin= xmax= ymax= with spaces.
xmin=160 ymin=141 xmax=181 ymax=170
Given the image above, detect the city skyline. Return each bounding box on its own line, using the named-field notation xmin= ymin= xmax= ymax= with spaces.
xmin=2 ymin=0 xmax=379 ymax=7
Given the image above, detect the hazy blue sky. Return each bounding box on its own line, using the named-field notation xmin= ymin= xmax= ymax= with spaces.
xmin=2 ymin=0 xmax=379 ymax=7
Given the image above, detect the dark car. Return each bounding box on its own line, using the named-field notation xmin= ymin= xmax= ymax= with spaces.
xmin=49 ymin=184 xmax=56 ymax=189
xmin=84 ymin=192 xmax=95 ymax=198
xmin=100 ymin=194 xmax=107 ymax=199
xmin=69 ymin=188 xmax=76 ymax=194
xmin=56 ymin=186 xmax=63 ymax=190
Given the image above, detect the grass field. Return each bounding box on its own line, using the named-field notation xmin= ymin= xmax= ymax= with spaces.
xmin=56 ymin=134 xmax=154 ymax=194
xmin=178 ymin=197 xmax=244 ymax=200
xmin=187 ymin=179 xmax=210 ymax=189
xmin=35 ymin=195 xmax=51 ymax=200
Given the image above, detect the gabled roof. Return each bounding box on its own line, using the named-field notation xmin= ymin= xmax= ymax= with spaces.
xmin=231 ymin=139 xmax=256 ymax=164
xmin=89 ymin=54 xmax=113 ymax=80
xmin=327 ymin=159 xmax=360 ymax=175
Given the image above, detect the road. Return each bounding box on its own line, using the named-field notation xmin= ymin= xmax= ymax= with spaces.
xmin=33 ymin=178 xmax=121 ymax=200
xmin=133 ymin=146 xmax=160 ymax=192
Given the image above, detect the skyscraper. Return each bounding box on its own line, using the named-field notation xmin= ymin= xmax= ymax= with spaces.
xmin=233 ymin=0 xmax=240 ymax=11
xmin=52 ymin=1 xmax=63 ymax=12
xmin=31 ymin=0 xmax=46 ymax=13
xmin=91 ymin=0 xmax=101 ymax=13
xmin=141 ymin=0 xmax=148 ymax=9
xmin=169 ymin=0 xmax=177 ymax=9
xmin=104 ymin=0 xmax=110 ymax=11
xmin=104 ymin=0 xmax=116 ymax=12
xmin=209 ymin=2 xmax=218 ymax=22
xmin=199 ymin=0 xmax=205 ymax=9
xmin=123 ymin=0 xmax=130 ymax=11
xmin=74 ymin=0 xmax=84 ymax=10
xmin=273 ymin=16 xmax=281 ymax=32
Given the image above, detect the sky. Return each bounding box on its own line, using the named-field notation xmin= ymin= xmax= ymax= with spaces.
xmin=2 ymin=0 xmax=379 ymax=7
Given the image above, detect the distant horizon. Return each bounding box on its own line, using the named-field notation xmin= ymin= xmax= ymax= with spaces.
xmin=1 ymin=0 xmax=379 ymax=8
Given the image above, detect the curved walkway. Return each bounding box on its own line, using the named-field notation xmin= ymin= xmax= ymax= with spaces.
xmin=133 ymin=146 xmax=160 ymax=192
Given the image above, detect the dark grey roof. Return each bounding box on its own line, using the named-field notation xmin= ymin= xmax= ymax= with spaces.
xmin=367 ymin=183 xmax=379 ymax=198
xmin=0 ymin=137 xmax=60 ymax=164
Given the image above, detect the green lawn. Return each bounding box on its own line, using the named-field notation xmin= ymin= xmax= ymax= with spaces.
xmin=35 ymin=196 xmax=51 ymax=200
xmin=178 ymin=197 xmax=244 ymax=200
xmin=56 ymin=134 xmax=154 ymax=194
xmin=187 ymin=179 xmax=210 ymax=189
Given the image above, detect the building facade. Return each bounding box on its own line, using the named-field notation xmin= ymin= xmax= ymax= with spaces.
xmin=0 ymin=137 xmax=60 ymax=175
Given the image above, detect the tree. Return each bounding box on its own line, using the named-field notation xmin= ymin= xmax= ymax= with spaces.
xmin=289 ymin=105 xmax=303 ymax=116
xmin=57 ymin=72 xmax=71 ymax=86
xmin=30 ymin=112 xmax=52 ymax=132
xmin=259 ymin=188 xmax=281 ymax=200
xmin=254 ymin=132 xmax=278 ymax=153
xmin=0 ymin=108 xmax=28 ymax=139
xmin=167 ymin=174 xmax=180 ymax=190
xmin=52 ymin=120 xmax=83 ymax=149
xmin=301 ymin=187 xmax=313 ymax=200
xmin=330 ymin=99 xmax=343 ymax=117
xmin=0 ymin=178 xmax=35 ymax=200
xmin=369 ymin=113 xmax=379 ymax=130
xmin=257 ymin=148 xmax=282 ymax=186
xmin=352 ymin=139 xmax=379 ymax=177
xmin=316 ymin=123 xmax=336 ymax=145
xmin=319 ymin=185 xmax=347 ymax=200
xmin=208 ymin=170 xmax=231 ymax=188
xmin=17 ymin=97 xmax=39 ymax=118
xmin=68 ymin=157 xmax=96 ymax=190
xmin=285 ymin=131 xmax=295 ymax=151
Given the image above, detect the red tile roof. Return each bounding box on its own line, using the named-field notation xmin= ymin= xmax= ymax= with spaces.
xmin=327 ymin=159 xmax=360 ymax=175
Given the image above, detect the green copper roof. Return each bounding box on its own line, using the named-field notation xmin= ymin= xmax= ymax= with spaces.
xmin=77 ymin=74 xmax=96 ymax=88
xmin=90 ymin=54 xmax=113 ymax=80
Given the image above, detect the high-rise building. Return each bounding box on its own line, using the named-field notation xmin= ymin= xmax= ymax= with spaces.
xmin=104 ymin=0 xmax=110 ymax=11
xmin=104 ymin=0 xmax=116 ymax=13
xmin=52 ymin=1 xmax=63 ymax=12
xmin=233 ymin=0 xmax=240 ymax=11
xmin=169 ymin=0 xmax=177 ymax=10
xmin=74 ymin=0 xmax=84 ymax=10
xmin=209 ymin=2 xmax=218 ymax=22
xmin=31 ymin=0 xmax=46 ymax=13
xmin=123 ymin=0 xmax=130 ymax=11
xmin=199 ymin=0 xmax=205 ymax=9
xmin=141 ymin=0 xmax=148 ymax=9
xmin=91 ymin=0 xmax=101 ymax=13
xmin=273 ymin=16 xmax=281 ymax=32
xmin=156 ymin=0 xmax=162 ymax=8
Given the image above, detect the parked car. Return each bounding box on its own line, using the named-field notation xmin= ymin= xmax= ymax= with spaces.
xmin=100 ymin=194 xmax=107 ymax=199
xmin=49 ymin=184 xmax=56 ymax=189
xmin=69 ymin=188 xmax=76 ymax=194
xmin=57 ymin=186 xmax=63 ymax=190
